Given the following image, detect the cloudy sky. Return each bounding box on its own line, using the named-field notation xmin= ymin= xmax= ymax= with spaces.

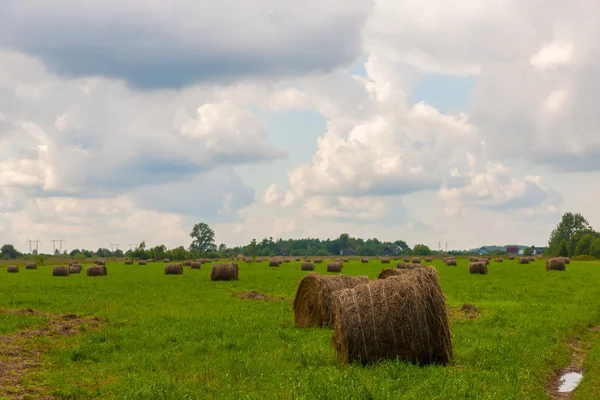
xmin=1 ymin=0 xmax=599 ymax=253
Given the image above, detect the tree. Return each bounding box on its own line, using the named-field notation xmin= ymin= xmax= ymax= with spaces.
xmin=548 ymin=213 xmax=594 ymax=256
xmin=218 ymin=243 xmax=227 ymax=253
xmin=575 ymin=234 xmax=595 ymax=256
xmin=523 ymin=246 xmax=534 ymax=257
xmin=339 ymin=233 xmax=350 ymax=252
xmin=413 ymin=244 xmax=432 ymax=256
xmin=1 ymin=244 xmax=20 ymax=259
xmin=557 ymin=240 xmax=569 ymax=257
xmin=190 ymin=223 xmax=216 ymax=253
xmin=590 ymin=238 xmax=600 ymax=259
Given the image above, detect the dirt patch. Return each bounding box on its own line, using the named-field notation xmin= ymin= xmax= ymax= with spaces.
xmin=232 ymin=291 xmax=285 ymax=302
xmin=0 ymin=308 xmax=104 ymax=399
xmin=547 ymin=325 xmax=600 ymax=399
xmin=447 ymin=303 xmax=482 ymax=321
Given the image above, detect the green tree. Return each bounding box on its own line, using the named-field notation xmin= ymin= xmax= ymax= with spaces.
xmin=590 ymin=238 xmax=600 ymax=259
xmin=1 ymin=244 xmax=20 ymax=259
xmin=575 ymin=234 xmax=595 ymax=256
xmin=548 ymin=213 xmax=594 ymax=256
xmin=190 ymin=223 xmax=216 ymax=252
xmin=247 ymin=239 xmax=257 ymax=262
xmin=218 ymin=243 xmax=227 ymax=253
xmin=339 ymin=233 xmax=350 ymax=252
xmin=413 ymin=244 xmax=432 ymax=256
xmin=557 ymin=240 xmax=569 ymax=257
xmin=523 ymin=246 xmax=534 ymax=257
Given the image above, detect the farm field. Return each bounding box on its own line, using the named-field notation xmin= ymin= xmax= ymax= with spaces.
xmin=1 ymin=259 xmax=600 ymax=399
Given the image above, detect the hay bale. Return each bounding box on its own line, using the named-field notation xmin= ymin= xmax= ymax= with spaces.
xmin=467 ymin=257 xmax=475 ymax=262
xmin=562 ymin=257 xmax=571 ymax=264
xmin=269 ymin=260 xmax=281 ymax=267
xmin=86 ymin=265 xmax=107 ymax=276
xmin=164 ymin=264 xmax=183 ymax=275
xmin=361 ymin=258 xmax=369 ymax=263
xmin=342 ymin=258 xmax=349 ymax=262
xmin=327 ymin=262 xmax=342 ymax=273
xmin=191 ymin=262 xmax=202 ymax=269
xmin=53 ymin=266 xmax=70 ymax=277
xmin=301 ymin=262 xmax=314 ymax=271
xmin=163 ymin=259 xmax=171 ymax=263
xmin=138 ymin=260 xmax=147 ymax=265
xmin=314 ymin=259 xmax=323 ymax=264
xmin=443 ymin=258 xmax=457 ymax=266
xmin=518 ymin=257 xmax=529 ymax=265
xmin=495 ymin=258 xmax=503 ymax=262
xmin=25 ymin=263 xmax=37 ymax=270
xmin=528 ymin=256 xmax=536 ymax=262
xmin=293 ymin=273 xmax=369 ymax=328
xmin=124 ymin=260 xmax=133 ymax=265
xmin=546 ymin=258 xmax=566 ymax=271
xmin=509 ymin=256 xmax=515 ymax=260
xmin=182 ymin=260 xmax=192 ymax=266
xmin=332 ymin=267 xmax=452 ymax=365
xmin=469 ymin=262 xmax=488 ymax=274
xmin=380 ymin=257 xmax=391 ymax=264
xmin=411 ymin=258 xmax=421 ymax=264
xmin=7 ymin=265 xmax=18 ymax=273
xmin=210 ymin=263 xmax=239 ymax=281
xmin=396 ymin=262 xmax=424 ymax=270
xmin=69 ymin=264 xmax=82 ymax=274
xmin=295 ymin=258 xmax=301 ymax=262
xmin=425 ymin=257 xmax=433 ymax=262
xmin=95 ymin=259 xmax=106 ymax=266
xmin=378 ymin=268 xmax=415 ymax=279
xmin=403 ymin=258 xmax=410 ymax=263
xmin=284 ymin=259 xmax=291 ymax=263
xmin=478 ymin=258 xmax=489 ymax=266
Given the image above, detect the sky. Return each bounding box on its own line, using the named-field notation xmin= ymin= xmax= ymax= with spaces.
xmin=1 ymin=0 xmax=600 ymax=253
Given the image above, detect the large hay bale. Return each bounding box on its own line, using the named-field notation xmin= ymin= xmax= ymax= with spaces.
xmin=53 ymin=266 xmax=70 ymax=277
xmin=7 ymin=265 xmax=18 ymax=273
xmin=562 ymin=257 xmax=571 ymax=264
xmin=396 ymin=262 xmax=424 ymax=270
xmin=182 ymin=260 xmax=192 ymax=266
xmin=546 ymin=258 xmax=566 ymax=271
xmin=95 ymin=259 xmax=106 ymax=266
xmin=124 ymin=260 xmax=133 ymax=265
xmin=411 ymin=258 xmax=421 ymax=264
xmin=138 ymin=260 xmax=147 ymax=265
xmin=293 ymin=273 xmax=369 ymax=328
xmin=425 ymin=257 xmax=433 ymax=262
xmin=378 ymin=268 xmax=415 ymax=279
xmin=210 ymin=263 xmax=239 ymax=281
xmin=331 ymin=267 xmax=452 ymax=365
xmin=25 ymin=263 xmax=37 ymax=270
xmin=495 ymin=258 xmax=503 ymax=263
xmin=478 ymin=258 xmax=489 ymax=266
xmin=327 ymin=262 xmax=342 ymax=273
xmin=380 ymin=257 xmax=391 ymax=264
xmin=301 ymin=262 xmax=314 ymax=271
xmin=269 ymin=260 xmax=281 ymax=267
xmin=443 ymin=258 xmax=457 ymax=266
xmin=86 ymin=265 xmax=107 ymax=276
xmin=69 ymin=264 xmax=82 ymax=274
xmin=469 ymin=262 xmax=488 ymax=274
xmin=519 ymin=257 xmax=529 ymax=265
xmin=314 ymin=259 xmax=323 ymax=264
xmin=361 ymin=258 xmax=369 ymax=264
xmin=191 ymin=262 xmax=202 ymax=269
xmin=164 ymin=264 xmax=183 ymax=275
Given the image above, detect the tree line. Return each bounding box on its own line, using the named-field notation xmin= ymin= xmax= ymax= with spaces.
xmin=547 ymin=212 xmax=600 ymax=258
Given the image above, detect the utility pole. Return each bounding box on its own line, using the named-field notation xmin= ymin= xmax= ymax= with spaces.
xmin=50 ymin=239 xmax=64 ymax=254
xmin=128 ymin=244 xmax=137 ymax=251
xmin=110 ymin=244 xmax=120 ymax=252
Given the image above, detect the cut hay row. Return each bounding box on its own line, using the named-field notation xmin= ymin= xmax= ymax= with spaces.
xmin=546 ymin=258 xmax=566 ymax=271
xmin=327 ymin=262 xmax=342 ymax=273
xmin=87 ymin=265 xmax=107 ymax=276
xmin=331 ymin=267 xmax=452 ymax=365
xmin=53 ymin=266 xmax=70 ymax=277
xmin=211 ymin=263 xmax=239 ymax=281
xmin=469 ymin=262 xmax=488 ymax=275
xmin=301 ymin=262 xmax=314 ymax=271
xmin=293 ymin=273 xmax=369 ymax=328
xmin=165 ymin=264 xmax=183 ymax=275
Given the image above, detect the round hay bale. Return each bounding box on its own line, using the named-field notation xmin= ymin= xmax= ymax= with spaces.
xmin=509 ymin=256 xmax=515 ymax=260
xmin=86 ymin=265 xmax=107 ymax=276
xmin=163 ymin=259 xmax=171 ymax=263
xmin=495 ymin=258 xmax=503 ymax=263
xmin=467 ymin=257 xmax=475 ymax=262
xmin=25 ymin=263 xmax=37 ymax=270
xmin=380 ymin=257 xmax=391 ymax=264
xmin=519 ymin=257 xmax=529 ymax=265
xmin=403 ymin=258 xmax=410 ymax=263
xmin=562 ymin=257 xmax=571 ymax=264
xmin=210 ymin=263 xmax=239 ymax=281
xmin=293 ymin=273 xmax=369 ymax=328
xmin=95 ymin=259 xmax=106 ymax=266
xmin=182 ymin=260 xmax=192 ymax=266
xmin=69 ymin=264 xmax=82 ymax=274
xmin=314 ymin=259 xmax=323 ymax=264
xmin=392 ymin=257 xmax=399 ymax=261
xmin=396 ymin=262 xmax=424 ymax=270
xmin=191 ymin=262 xmax=202 ymax=269
xmin=295 ymin=258 xmax=301 ymax=262
xmin=269 ymin=260 xmax=281 ymax=267
xmin=469 ymin=262 xmax=488 ymax=274
xmin=361 ymin=258 xmax=369 ymax=264
xmin=53 ymin=266 xmax=70 ymax=277
xmin=332 ymin=267 xmax=452 ymax=365
xmin=327 ymin=262 xmax=342 ymax=273
xmin=443 ymin=258 xmax=457 ymax=266
xmin=378 ymin=268 xmax=415 ymax=279
xmin=546 ymin=258 xmax=566 ymax=271
xmin=138 ymin=260 xmax=147 ymax=265
xmin=164 ymin=264 xmax=183 ymax=275
xmin=284 ymin=259 xmax=291 ymax=263
xmin=528 ymin=256 xmax=536 ymax=262
xmin=342 ymin=258 xmax=349 ymax=262
xmin=124 ymin=260 xmax=133 ymax=265
xmin=301 ymin=262 xmax=314 ymax=271
xmin=425 ymin=257 xmax=433 ymax=262
xmin=478 ymin=258 xmax=489 ymax=266
xmin=411 ymin=258 xmax=421 ymax=264
xmin=7 ymin=265 xmax=19 ymax=273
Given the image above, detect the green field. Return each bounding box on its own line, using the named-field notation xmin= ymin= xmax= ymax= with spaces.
xmin=1 ymin=259 xmax=599 ymax=399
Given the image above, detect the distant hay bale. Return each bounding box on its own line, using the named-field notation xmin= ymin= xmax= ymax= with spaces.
xmin=468 ymin=257 xmax=476 ymax=262
xmin=163 ymin=259 xmax=171 ymax=263
xmin=361 ymin=258 xmax=369 ymax=263
xmin=380 ymin=257 xmax=391 ymax=264
xmin=509 ymin=256 xmax=515 ymax=260
xmin=378 ymin=268 xmax=414 ymax=279
xmin=69 ymin=264 xmax=82 ymax=274
xmin=164 ymin=264 xmax=183 ymax=275
xmin=124 ymin=260 xmax=133 ymax=265
xmin=295 ymin=258 xmax=301 ymax=262
xmin=425 ymin=257 xmax=433 ymax=262
xmin=332 ymin=267 xmax=452 ymax=365
xmin=191 ymin=262 xmax=202 ymax=269
xmin=301 ymin=262 xmax=314 ymax=271
xmin=210 ymin=263 xmax=239 ymax=281
xmin=284 ymin=259 xmax=291 ymax=263
xmin=528 ymin=256 xmax=536 ymax=262
xmin=342 ymin=258 xmax=349 ymax=262
xmin=495 ymin=258 xmax=503 ymax=262
xmin=443 ymin=258 xmax=457 ymax=266
xmin=53 ymin=266 xmax=70 ymax=277
xmin=327 ymin=262 xmax=342 ymax=273
xmin=183 ymin=260 xmax=192 ymax=266
xmin=411 ymin=258 xmax=421 ymax=264
xmin=293 ymin=273 xmax=369 ymax=328
xmin=95 ymin=259 xmax=106 ymax=266
xmin=7 ymin=265 xmax=18 ymax=273
xmin=269 ymin=260 xmax=281 ymax=267
xmin=478 ymin=258 xmax=489 ymax=266
xmin=314 ymin=259 xmax=323 ymax=264
xmin=138 ymin=260 xmax=147 ymax=265
xmin=25 ymin=263 xmax=37 ymax=270
xmin=396 ymin=262 xmax=424 ymax=270
xmin=86 ymin=265 xmax=107 ymax=276
xmin=403 ymin=258 xmax=410 ymax=263
xmin=469 ymin=262 xmax=488 ymax=274
xmin=519 ymin=257 xmax=529 ymax=265
xmin=546 ymin=258 xmax=566 ymax=271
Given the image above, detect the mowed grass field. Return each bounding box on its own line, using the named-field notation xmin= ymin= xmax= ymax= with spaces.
xmin=1 ymin=259 xmax=600 ymax=399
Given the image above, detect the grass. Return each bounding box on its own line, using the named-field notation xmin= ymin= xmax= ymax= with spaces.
xmin=1 ymin=259 xmax=600 ymax=399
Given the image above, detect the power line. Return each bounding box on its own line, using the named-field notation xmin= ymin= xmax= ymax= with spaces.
xmin=26 ymin=239 xmax=40 ymax=254
xmin=110 ymin=244 xmax=120 ymax=252
xmin=50 ymin=239 xmax=64 ymax=253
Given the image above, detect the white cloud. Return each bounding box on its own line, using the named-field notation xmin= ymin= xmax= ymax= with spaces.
xmin=530 ymin=42 xmax=575 ymax=70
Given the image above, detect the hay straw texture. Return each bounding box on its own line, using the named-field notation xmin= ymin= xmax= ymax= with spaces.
xmin=138 ymin=260 xmax=147 ymax=265
xmin=314 ymin=259 xmax=323 ymax=264
xmin=191 ymin=262 xmax=202 ymax=269
xmin=69 ymin=264 xmax=82 ymax=274
xmin=25 ymin=263 xmax=37 ymax=270
xmin=519 ymin=258 xmax=530 ymax=264
xmin=411 ymin=258 xmax=421 ymax=264
xmin=469 ymin=262 xmax=488 ymax=274
xmin=301 ymin=262 xmax=314 ymax=271
xmin=53 ymin=266 xmax=70 ymax=277
xmin=396 ymin=263 xmax=424 ymax=270
xmin=293 ymin=274 xmax=369 ymax=328
xmin=562 ymin=257 xmax=571 ymax=264
xmin=378 ymin=268 xmax=414 ymax=279
xmin=210 ymin=263 xmax=239 ymax=281
xmin=380 ymin=257 xmax=391 ymax=264
xmin=95 ymin=260 xmax=106 ymax=266
xmin=361 ymin=258 xmax=369 ymax=264
xmin=269 ymin=260 xmax=281 ymax=267
xmin=183 ymin=261 xmax=192 ymax=266
xmin=327 ymin=262 xmax=343 ymax=273
xmin=443 ymin=258 xmax=457 ymax=266
xmin=165 ymin=264 xmax=183 ymax=275
xmin=331 ymin=267 xmax=452 ymax=365
xmin=86 ymin=265 xmax=107 ymax=276
xmin=7 ymin=265 xmax=18 ymax=273
xmin=546 ymin=258 xmax=566 ymax=271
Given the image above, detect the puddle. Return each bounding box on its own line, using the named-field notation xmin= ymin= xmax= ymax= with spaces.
xmin=558 ymin=372 xmax=583 ymax=393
